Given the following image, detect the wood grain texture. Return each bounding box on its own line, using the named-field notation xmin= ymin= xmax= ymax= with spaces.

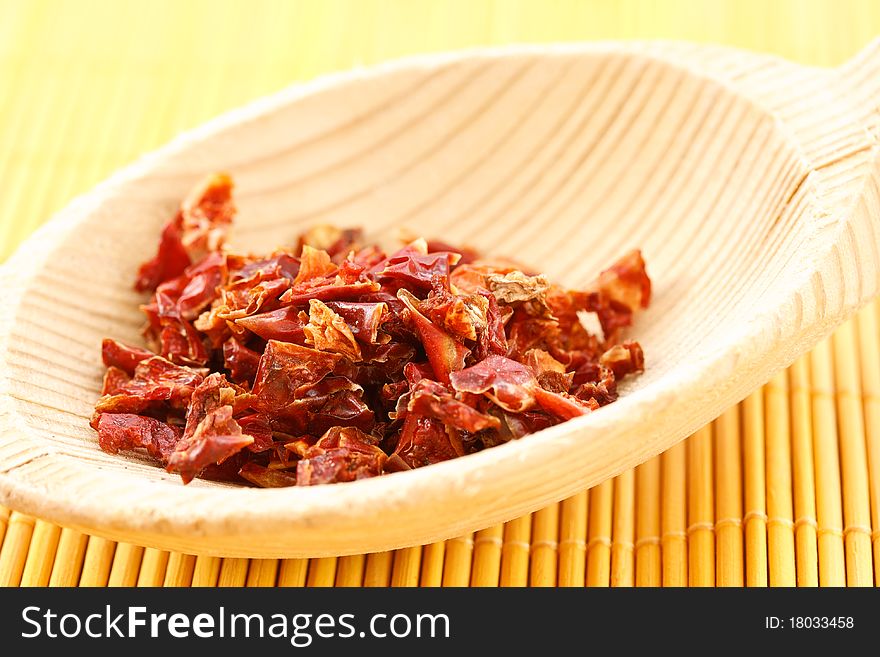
xmin=0 ymin=38 xmax=878 ymax=558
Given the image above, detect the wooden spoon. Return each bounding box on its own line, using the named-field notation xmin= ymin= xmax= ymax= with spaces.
xmin=0 ymin=40 xmax=877 ymax=557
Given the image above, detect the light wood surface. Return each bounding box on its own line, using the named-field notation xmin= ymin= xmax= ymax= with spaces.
xmin=0 ymin=37 xmax=878 ymax=557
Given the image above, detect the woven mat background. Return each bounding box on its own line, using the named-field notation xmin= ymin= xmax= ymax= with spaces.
xmin=1 ymin=0 xmax=879 ymax=587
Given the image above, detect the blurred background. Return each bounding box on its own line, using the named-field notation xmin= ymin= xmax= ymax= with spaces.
xmin=0 ymin=0 xmax=878 ymax=262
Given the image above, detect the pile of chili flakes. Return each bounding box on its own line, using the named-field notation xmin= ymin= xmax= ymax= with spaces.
xmin=91 ymin=174 xmax=651 ymax=487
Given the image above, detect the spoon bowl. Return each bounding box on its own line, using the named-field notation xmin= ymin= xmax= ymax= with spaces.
xmin=0 ymin=40 xmax=878 ymax=557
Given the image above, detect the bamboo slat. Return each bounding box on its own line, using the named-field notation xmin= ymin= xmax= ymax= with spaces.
xmin=0 ymin=506 xmax=9 ymax=550
xmin=48 ymin=529 xmax=89 ymax=587
xmin=0 ymin=512 xmax=34 ymax=587
xmin=363 ymin=552 xmax=393 ymax=587
xmin=661 ymin=443 xmax=688 ymax=586
xmin=191 ymin=556 xmax=222 ymax=587
xmin=217 ymin=558 xmax=249 ymax=587
xmin=107 ymin=544 xmax=143 ymax=587
xmin=246 ymin=559 xmax=279 ymax=587
xmin=743 ymin=391 xmax=769 ymax=586
xmin=765 ymin=373 xmax=796 ymax=586
xmin=713 ymin=407 xmax=744 ymax=586
xmin=136 ymin=548 xmax=169 ymax=587
xmin=471 ymin=526 xmax=503 ymax=587
xmin=419 ymin=541 xmax=445 ymax=587
xmin=163 ymin=553 xmax=196 ymax=587
xmin=336 ymin=554 xmax=366 ymax=587
xmin=687 ymin=426 xmax=714 ymax=586
xmin=391 ymin=547 xmax=422 ymax=587
xmin=635 ymin=461 xmax=660 ymax=587
xmin=442 ymin=535 xmax=474 ymax=587
xmin=20 ymin=520 xmax=60 ymax=587
xmin=831 ymin=321 xmax=874 ymax=586
xmin=790 ymin=355 xmax=820 ymax=586
xmin=500 ymin=516 xmax=531 ymax=587
xmin=79 ymin=537 xmax=116 ymax=587
xmin=277 ymin=559 xmax=309 ymax=587
xmin=810 ymin=340 xmax=847 ymax=586
xmin=558 ymin=491 xmax=588 ymax=587
xmin=530 ymin=504 xmax=560 ymax=587
xmin=855 ymin=303 xmax=880 ymax=583
xmin=586 ymin=480 xmax=613 ymax=587
xmin=611 ymin=471 xmax=635 ymax=587
xmin=306 ymin=557 xmax=337 ymax=587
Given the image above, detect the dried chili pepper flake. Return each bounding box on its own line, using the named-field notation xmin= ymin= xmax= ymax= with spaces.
xmin=474 ymin=289 xmax=509 ymax=360
xmin=313 ymin=426 xmax=382 ymax=450
xmin=373 ymin=250 xmax=461 ymax=291
xmin=505 ymin=311 xmax=560 ymax=360
xmin=279 ymin=280 xmax=380 ymax=306
xmin=304 ymin=299 xmax=362 ymax=361
xmin=269 ymin=376 xmax=375 ymax=436
xmin=283 ymin=437 xmax=314 ymax=459
xmin=523 ymin=348 xmax=573 ymax=393
xmin=487 ymin=270 xmax=551 ymax=309
xmin=96 ymin=173 xmax=651 ymax=485
xmin=407 ymin=378 xmax=500 ymax=433
xmin=217 ymin=277 xmax=291 ymax=321
xmin=222 ymin=337 xmax=262 ymax=385
xmin=101 ymin=339 xmax=156 ymax=375
xmin=497 ymin=410 xmax=555 ymax=441
xmin=235 ymin=413 xmax=275 ymax=453
xmin=296 ymin=447 xmax=382 ymax=485
xmin=380 ymin=379 xmax=410 ymax=410
xmin=322 ymin=301 xmax=389 ymax=344
xmin=532 ymin=386 xmax=597 ymax=420
xmin=420 ymin=284 xmax=489 ymax=342
xmin=293 ymin=245 xmax=338 ymax=286
xmin=91 ymin=395 xmax=150 ymax=427
xmin=595 ymin=249 xmax=651 ymax=312
xmin=134 ymin=215 xmax=192 ymax=293
xmin=523 ymin=348 xmax=566 ymax=376
xmin=229 ymin=252 xmax=301 ymax=284
xmin=599 ymin=340 xmax=645 ymax=379
xmin=357 ymin=341 xmax=416 ymax=378
xmin=96 ymin=413 xmax=182 ymax=463
xmin=134 ymin=174 xmax=234 ymax=293
xmin=169 ymin=251 xmax=228 ymax=320
xmin=296 ymin=426 xmax=387 ymax=485
xmin=181 ymin=373 xmax=240 ymax=438
xmin=158 ymin=316 xmax=210 ymax=366
xmin=392 ymin=413 xmax=463 ymax=469
xmin=426 ymin=239 xmax=480 ymax=266
xmin=251 ymin=340 xmax=342 ymax=412
xmin=383 ymin=453 xmax=412 ymax=472
xmin=101 ymin=366 xmax=131 ymax=396
xmin=297 ymin=225 xmax=364 ymax=261
xmin=94 ymin=356 xmax=204 ymax=422
xmin=234 ymin=306 xmax=308 ymax=344
xmin=573 ymin=378 xmax=618 ymax=407
xmin=167 ymin=405 xmax=254 ymax=484
xmin=449 ymin=355 xmax=537 ymax=413
xmin=448 ymin=262 xmax=517 ymax=294
xmin=397 ymin=289 xmax=470 ymax=385
xmin=178 ymin=173 xmax=236 ymax=261
xmin=325 ymin=229 xmax=364 ymax=260
xmin=239 ymin=462 xmax=298 ymax=488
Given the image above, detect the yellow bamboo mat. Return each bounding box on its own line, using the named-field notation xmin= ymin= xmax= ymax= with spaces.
xmin=1 ymin=0 xmax=879 ymax=587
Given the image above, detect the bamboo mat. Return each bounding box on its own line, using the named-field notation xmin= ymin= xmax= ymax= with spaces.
xmin=1 ymin=0 xmax=879 ymax=587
